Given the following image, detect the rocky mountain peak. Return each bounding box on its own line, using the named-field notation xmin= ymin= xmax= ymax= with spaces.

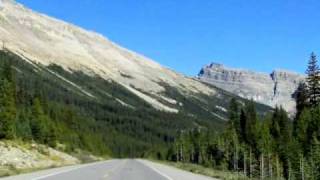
xmin=270 ymin=70 xmax=303 ymax=82
xmin=198 ymin=63 xmax=305 ymax=114
xmin=0 ymin=0 xmax=218 ymax=113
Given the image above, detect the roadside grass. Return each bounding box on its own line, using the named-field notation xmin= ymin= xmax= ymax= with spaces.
xmin=157 ymin=161 xmax=249 ymax=180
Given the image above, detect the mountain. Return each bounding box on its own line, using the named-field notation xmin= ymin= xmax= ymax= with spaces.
xmin=198 ymin=63 xmax=305 ymax=114
xmin=0 ymin=0 xmax=217 ymax=113
xmin=0 ymin=1 xmax=272 ymax=157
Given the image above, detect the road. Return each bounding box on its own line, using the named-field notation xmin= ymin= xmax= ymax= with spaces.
xmin=1 ymin=159 xmax=218 ymax=180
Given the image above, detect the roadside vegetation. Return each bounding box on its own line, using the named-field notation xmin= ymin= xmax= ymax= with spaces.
xmin=0 ymin=140 xmax=79 ymax=177
xmin=1 ymin=49 xmax=319 ymax=179
xmin=0 ymin=50 xmax=271 ymax=159
xmin=156 ymin=160 xmax=247 ymax=180
xmin=166 ymin=53 xmax=320 ymax=179
xmin=0 ymin=51 xmax=185 ymax=157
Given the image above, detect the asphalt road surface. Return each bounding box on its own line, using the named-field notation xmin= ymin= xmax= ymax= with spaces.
xmin=1 ymin=159 xmax=218 ymax=180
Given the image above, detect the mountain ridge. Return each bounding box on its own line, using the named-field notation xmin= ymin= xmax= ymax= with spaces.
xmin=198 ymin=62 xmax=305 ymax=113
xmin=0 ymin=0 xmax=274 ymax=160
xmin=0 ymin=0 xmax=216 ymax=113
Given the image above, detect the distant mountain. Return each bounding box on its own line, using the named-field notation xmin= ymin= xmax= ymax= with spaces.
xmin=198 ymin=63 xmax=305 ymax=114
xmin=0 ymin=0 xmax=273 ymax=156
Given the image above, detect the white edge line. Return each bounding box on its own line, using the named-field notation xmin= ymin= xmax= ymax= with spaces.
xmin=137 ymin=160 xmax=174 ymax=180
xmin=32 ymin=160 xmax=111 ymax=180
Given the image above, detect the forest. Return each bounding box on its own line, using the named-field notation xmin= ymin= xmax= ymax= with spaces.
xmin=0 ymin=50 xmax=261 ymax=158
xmin=0 ymin=50 xmax=185 ymax=157
xmin=2 ymin=49 xmax=318 ymax=179
xmin=168 ymin=53 xmax=320 ymax=179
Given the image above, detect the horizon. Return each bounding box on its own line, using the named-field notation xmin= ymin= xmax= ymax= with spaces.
xmin=16 ymin=0 xmax=320 ymax=76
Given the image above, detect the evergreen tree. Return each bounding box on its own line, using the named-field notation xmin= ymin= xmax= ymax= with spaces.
xmin=278 ymin=107 xmax=291 ymax=143
xmin=270 ymin=107 xmax=282 ymax=142
xmin=257 ymin=119 xmax=272 ymax=179
xmin=228 ymin=98 xmax=240 ymax=134
xmin=30 ymin=98 xmax=47 ymax=142
xmin=239 ymin=109 xmax=247 ymax=143
xmin=244 ymin=100 xmax=258 ymax=148
xmin=15 ymin=109 xmax=32 ymax=140
xmin=271 ymin=107 xmax=291 ymax=179
xmin=0 ymin=60 xmax=16 ymax=139
xmin=0 ymin=79 xmax=16 ymax=139
xmin=295 ymin=82 xmax=309 ymax=118
xmin=224 ymin=126 xmax=240 ymax=171
xmin=306 ymin=52 xmax=320 ymax=107
xmin=307 ymin=106 xmax=320 ymax=148
xmin=46 ymin=122 xmax=57 ymax=147
xmin=294 ymin=109 xmax=312 ymax=152
xmin=309 ymin=135 xmax=320 ymax=179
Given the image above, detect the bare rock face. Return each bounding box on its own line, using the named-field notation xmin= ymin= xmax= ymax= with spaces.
xmin=0 ymin=0 xmax=216 ymax=113
xmin=198 ymin=63 xmax=305 ymax=113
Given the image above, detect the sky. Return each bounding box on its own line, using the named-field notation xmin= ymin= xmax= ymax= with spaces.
xmin=16 ymin=0 xmax=320 ymax=76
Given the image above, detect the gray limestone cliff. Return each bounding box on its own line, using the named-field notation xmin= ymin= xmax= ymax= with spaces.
xmin=198 ymin=63 xmax=305 ymax=113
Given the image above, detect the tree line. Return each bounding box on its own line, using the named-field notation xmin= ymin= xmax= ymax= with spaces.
xmin=0 ymin=54 xmax=62 ymax=147
xmin=168 ymin=53 xmax=320 ymax=180
xmin=0 ymin=50 xmax=203 ymax=158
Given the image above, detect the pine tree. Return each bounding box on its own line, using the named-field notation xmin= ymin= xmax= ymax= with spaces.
xmin=239 ymin=109 xmax=247 ymax=143
xmin=244 ymin=100 xmax=258 ymax=148
xmin=228 ymin=98 xmax=240 ymax=134
xmin=225 ymin=99 xmax=243 ymax=172
xmin=270 ymin=107 xmax=289 ymax=143
xmin=306 ymin=52 xmax=320 ymax=107
xmin=0 ymin=60 xmax=16 ymax=139
xmin=257 ymin=120 xmax=272 ymax=179
xmin=271 ymin=107 xmax=291 ymax=179
xmin=0 ymin=79 xmax=16 ymax=139
xmin=30 ymin=98 xmax=47 ymax=142
xmin=309 ymin=135 xmax=320 ymax=179
xmin=278 ymin=107 xmax=291 ymax=143
xmin=295 ymin=82 xmax=309 ymax=118
xmin=15 ymin=109 xmax=32 ymax=140
xmin=294 ymin=109 xmax=311 ymax=151
xmin=46 ymin=123 xmax=57 ymax=147
xmin=307 ymin=106 xmax=320 ymax=149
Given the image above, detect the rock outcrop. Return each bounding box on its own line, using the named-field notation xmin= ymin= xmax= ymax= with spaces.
xmin=0 ymin=141 xmax=80 ymax=176
xmin=0 ymin=0 xmax=216 ymax=113
xmin=198 ymin=63 xmax=305 ymax=113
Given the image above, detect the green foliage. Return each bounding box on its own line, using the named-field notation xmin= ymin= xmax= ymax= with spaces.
xmin=170 ymin=95 xmax=320 ymax=180
xmin=15 ymin=109 xmax=33 ymax=140
xmin=257 ymin=117 xmax=272 ymax=154
xmin=306 ymin=52 xmax=320 ymax=107
xmin=167 ymin=53 xmax=320 ymax=180
xmin=0 ymin=57 xmax=16 ymax=139
xmin=0 ymin=50 xmax=271 ymax=158
xmin=0 ymin=79 xmax=16 ymax=139
xmin=2 ymin=49 xmax=319 ymax=180
xmin=294 ymin=82 xmax=309 ymax=118
xmin=243 ymin=100 xmax=258 ymax=147
xmin=309 ymin=136 xmax=320 ymax=179
xmin=30 ymin=98 xmax=47 ymax=142
xmin=228 ymin=98 xmax=240 ymax=134
xmin=295 ymin=109 xmax=311 ymax=151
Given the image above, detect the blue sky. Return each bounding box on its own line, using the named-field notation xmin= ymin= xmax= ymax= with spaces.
xmin=17 ymin=0 xmax=320 ymax=76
